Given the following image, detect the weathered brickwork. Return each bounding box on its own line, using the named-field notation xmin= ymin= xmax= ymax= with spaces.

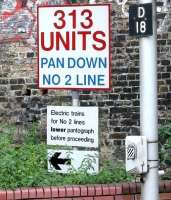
xmin=1 ymin=181 xmax=171 ymax=200
xmin=0 ymin=0 xmax=171 ymax=161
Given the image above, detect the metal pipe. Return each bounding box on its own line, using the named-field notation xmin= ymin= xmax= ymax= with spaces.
xmin=139 ymin=0 xmax=159 ymax=199
xmin=72 ymin=91 xmax=79 ymax=106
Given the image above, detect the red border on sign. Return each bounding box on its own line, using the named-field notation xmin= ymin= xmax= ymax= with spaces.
xmin=37 ymin=4 xmax=111 ymax=91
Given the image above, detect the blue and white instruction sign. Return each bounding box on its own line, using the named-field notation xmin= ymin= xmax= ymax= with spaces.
xmin=38 ymin=4 xmax=111 ymax=90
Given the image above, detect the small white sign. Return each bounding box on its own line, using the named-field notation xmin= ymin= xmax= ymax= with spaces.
xmin=47 ymin=106 xmax=99 ymax=148
xmin=48 ymin=149 xmax=99 ymax=174
xmin=38 ymin=4 xmax=111 ymax=90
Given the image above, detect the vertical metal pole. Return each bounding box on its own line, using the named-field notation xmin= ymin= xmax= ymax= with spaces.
xmin=70 ymin=0 xmax=80 ymax=107
xmin=72 ymin=91 xmax=79 ymax=106
xmin=139 ymin=0 xmax=159 ymax=200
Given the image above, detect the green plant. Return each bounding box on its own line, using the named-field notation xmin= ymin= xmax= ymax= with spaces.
xmin=159 ymin=119 xmax=171 ymax=179
xmin=23 ymin=122 xmax=38 ymax=144
xmin=0 ymin=123 xmax=133 ymax=189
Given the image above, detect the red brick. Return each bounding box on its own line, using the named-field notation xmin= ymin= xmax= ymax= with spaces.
xmin=31 ymin=199 xmax=45 ymax=200
xmin=58 ymin=187 xmax=66 ymax=197
xmin=129 ymin=182 xmax=136 ymax=194
xmin=115 ymin=196 xmax=123 ymax=200
xmin=95 ymin=185 xmax=102 ymax=196
xmin=6 ymin=190 xmax=14 ymax=200
xmin=94 ymin=195 xmax=114 ymax=200
xmin=21 ymin=188 xmax=29 ymax=199
xmin=126 ymin=195 xmax=135 ymax=200
xmin=108 ymin=185 xmax=116 ymax=196
xmin=14 ymin=189 xmax=22 ymax=200
xmin=124 ymin=195 xmax=134 ymax=200
xmin=159 ymin=181 xmax=165 ymax=193
xmin=43 ymin=187 xmax=52 ymax=198
xmin=0 ymin=191 xmax=7 ymax=200
xmin=160 ymin=193 xmax=171 ymax=200
xmin=73 ymin=186 xmax=81 ymax=197
xmin=52 ymin=198 xmax=72 ymax=200
xmin=87 ymin=186 xmax=95 ymax=196
xmin=102 ymin=185 xmax=110 ymax=195
xmin=73 ymin=197 xmax=93 ymax=200
xmin=136 ymin=183 xmax=141 ymax=193
xmin=122 ymin=183 xmax=130 ymax=194
xmin=28 ymin=188 xmax=37 ymax=199
xmin=3 ymin=182 xmax=171 ymax=200
xmin=164 ymin=180 xmax=171 ymax=193
xmin=135 ymin=194 xmax=141 ymax=200
xmin=51 ymin=186 xmax=59 ymax=197
xmin=80 ymin=186 xmax=88 ymax=196
xmin=35 ymin=187 xmax=44 ymax=198
xmin=65 ymin=187 xmax=73 ymax=197
xmin=115 ymin=184 xmax=122 ymax=195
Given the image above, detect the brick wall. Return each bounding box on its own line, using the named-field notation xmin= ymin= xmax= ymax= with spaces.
xmin=0 ymin=181 xmax=171 ymax=200
xmin=0 ymin=0 xmax=171 ymax=160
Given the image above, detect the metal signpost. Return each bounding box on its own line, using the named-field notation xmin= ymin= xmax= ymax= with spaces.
xmin=129 ymin=1 xmax=158 ymax=200
xmin=139 ymin=2 xmax=159 ymax=200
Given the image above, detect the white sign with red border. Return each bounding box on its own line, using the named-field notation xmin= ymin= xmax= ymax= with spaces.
xmin=38 ymin=4 xmax=111 ymax=90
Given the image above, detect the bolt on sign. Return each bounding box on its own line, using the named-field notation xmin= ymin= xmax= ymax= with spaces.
xmin=38 ymin=4 xmax=111 ymax=90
